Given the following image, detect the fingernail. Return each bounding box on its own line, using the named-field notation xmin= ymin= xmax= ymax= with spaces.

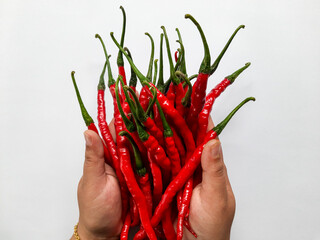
xmin=210 ymin=141 xmax=221 ymax=159
xmin=84 ymin=132 xmax=92 ymax=147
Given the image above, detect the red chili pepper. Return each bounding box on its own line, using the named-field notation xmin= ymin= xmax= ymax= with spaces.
xmin=95 ymin=34 xmax=129 ymax=220
xmin=147 ymin=151 xmax=163 ymax=207
xmin=155 ymin=100 xmax=181 ymax=178
xmin=135 ymin=97 xmax=255 ymax=238
xmin=162 ymin=205 xmax=176 ymax=240
xmin=71 ymin=71 xmax=112 ymax=166
xmin=120 ymin=131 xmax=153 ymax=217
xmin=118 ymin=140 xmax=157 ymax=240
xmin=185 ymin=15 xmax=245 ymax=137
xmin=177 ymin=178 xmax=193 ymax=240
xmin=120 ymin=212 xmax=131 ymax=240
xmin=183 ymin=217 xmax=197 ymax=238
xmin=130 ymin=197 xmax=139 ymax=227
xmin=196 ymin=62 xmax=251 ymax=145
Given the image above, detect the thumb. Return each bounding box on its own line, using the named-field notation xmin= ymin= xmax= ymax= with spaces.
xmin=200 ymin=139 xmax=228 ymax=200
xmin=83 ymin=130 xmax=105 ymax=181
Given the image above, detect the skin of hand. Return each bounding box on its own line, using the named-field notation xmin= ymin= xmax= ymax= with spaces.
xmin=182 ymin=118 xmax=236 ymax=240
xmin=71 ymin=126 xmax=122 ymax=240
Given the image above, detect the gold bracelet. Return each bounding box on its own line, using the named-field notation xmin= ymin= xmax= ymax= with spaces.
xmin=73 ymin=222 xmax=80 ymax=240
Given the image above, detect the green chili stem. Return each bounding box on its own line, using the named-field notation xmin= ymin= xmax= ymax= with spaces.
xmin=226 ymin=62 xmax=251 ymax=83
xmin=124 ymin=47 xmax=138 ymax=88
xmin=71 ymin=71 xmax=94 ymax=126
xmin=119 ymin=131 xmax=146 ymax=176
xmin=213 ymin=97 xmax=255 ymax=135
xmin=110 ymin=32 xmax=149 ymax=86
xmin=155 ymin=100 xmax=173 ymax=137
xmin=145 ymin=33 xmax=155 ymax=82
xmin=161 ymin=26 xmax=180 ymax=85
xmin=145 ymin=87 xmax=157 ymax=116
xmin=210 ymin=25 xmax=245 ymax=75
xmin=176 ymin=28 xmax=187 ymax=75
xmin=117 ymin=6 xmax=126 ymax=67
xmin=125 ymin=86 xmax=147 ymax=123
xmin=95 ymin=34 xmax=115 ymax=87
xmin=157 ymin=33 xmax=165 ymax=92
xmin=152 ymin=59 xmax=158 ymax=85
xmin=185 ymin=14 xmax=211 ymax=74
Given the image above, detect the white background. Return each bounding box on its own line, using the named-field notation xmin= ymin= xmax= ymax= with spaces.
xmin=1 ymin=0 xmax=320 ymax=239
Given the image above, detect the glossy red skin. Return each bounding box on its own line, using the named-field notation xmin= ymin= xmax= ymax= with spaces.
xmin=143 ymin=135 xmax=171 ymax=171
xmin=162 ymin=205 xmax=176 ymax=240
xmin=87 ymin=122 xmax=113 ymax=167
xmin=143 ymin=118 xmax=165 ymax=147
xmin=177 ymin=178 xmax=193 ymax=240
xmin=184 ymin=217 xmax=197 ymax=238
xmin=186 ymin=72 xmax=210 ymax=137
xmin=139 ymin=86 xmax=149 ymax=111
xmin=130 ymin=197 xmax=139 ymax=227
xmin=138 ymin=173 xmax=153 ymax=217
xmin=153 ymin=103 xmax=163 ymax=131
xmin=172 ymin=128 xmax=186 ymax=162
xmin=196 ymin=78 xmax=231 ymax=145
xmin=120 ymin=213 xmax=131 ymax=240
xmin=165 ymin=136 xmax=181 ymax=178
xmin=147 ymin=152 xmax=162 ymax=207
xmin=109 ymin=85 xmax=129 ymax=220
xmin=147 ymin=83 xmax=195 ymax=159
xmin=134 ymin=129 xmax=218 ymax=239
xmin=97 ymin=90 xmax=121 ymax=179
xmin=119 ymin=147 xmax=157 ymax=240
xmin=166 ymin=82 xmax=175 ymax=106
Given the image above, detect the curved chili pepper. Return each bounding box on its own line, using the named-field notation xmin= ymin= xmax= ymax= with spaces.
xmin=197 ymin=62 xmax=251 ymax=145
xmin=186 ymin=17 xmax=246 ymax=137
xmin=183 ymin=217 xmax=197 ymax=238
xmin=120 ymin=212 xmax=131 ymax=240
xmin=177 ymin=178 xmax=193 ymax=240
xmin=118 ymin=139 xmax=157 ymax=240
xmin=155 ymin=100 xmax=181 ymax=178
xmin=117 ymin=6 xmax=127 ymax=86
xmin=71 ymin=71 xmax=112 ymax=165
xmin=135 ymin=97 xmax=255 ymax=238
xmin=120 ymin=131 xmax=153 ymax=217
xmin=162 ymin=205 xmax=176 ymax=240
xmin=95 ymin=34 xmax=129 ymax=219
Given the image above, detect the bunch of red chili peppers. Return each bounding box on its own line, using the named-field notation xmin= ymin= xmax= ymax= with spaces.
xmin=71 ymin=6 xmax=255 ymax=240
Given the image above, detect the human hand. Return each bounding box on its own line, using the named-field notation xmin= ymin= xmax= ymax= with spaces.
xmin=72 ymin=129 xmax=122 ymax=240
xmin=183 ymin=119 xmax=236 ymax=240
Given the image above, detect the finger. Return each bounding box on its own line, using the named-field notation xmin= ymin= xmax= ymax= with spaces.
xmin=108 ymin=118 xmax=116 ymax=142
xmin=83 ymin=130 xmax=106 ymax=181
xmin=200 ymin=139 xmax=228 ymax=201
